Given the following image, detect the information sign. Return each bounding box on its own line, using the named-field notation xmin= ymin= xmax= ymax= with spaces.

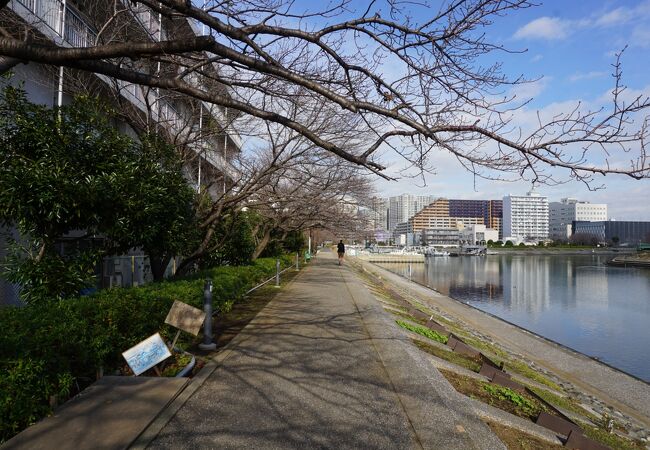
xmin=164 ymin=300 xmax=206 ymax=336
xmin=122 ymin=333 xmax=171 ymax=376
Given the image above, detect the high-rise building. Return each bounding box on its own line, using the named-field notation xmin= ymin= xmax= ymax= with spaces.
xmin=549 ymin=198 xmax=607 ymax=240
xmin=387 ymin=194 xmax=434 ymax=231
xmin=503 ymin=191 xmax=549 ymax=241
xmin=369 ymin=197 xmax=389 ymax=231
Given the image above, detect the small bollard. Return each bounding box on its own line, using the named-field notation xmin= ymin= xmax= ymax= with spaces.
xmin=275 ymin=258 xmax=281 ymax=287
xmin=408 ymin=263 xmax=412 ymax=281
xmin=296 ymin=252 xmax=300 ymax=270
xmin=199 ymin=279 xmax=216 ymax=350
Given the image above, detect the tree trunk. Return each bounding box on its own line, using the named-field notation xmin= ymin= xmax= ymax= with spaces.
xmin=252 ymin=229 xmax=272 ymax=260
xmin=149 ymin=253 xmax=171 ymax=282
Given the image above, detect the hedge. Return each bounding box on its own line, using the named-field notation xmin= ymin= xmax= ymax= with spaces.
xmin=0 ymin=256 xmax=291 ymax=443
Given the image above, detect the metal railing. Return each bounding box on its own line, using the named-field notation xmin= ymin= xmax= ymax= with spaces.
xmin=64 ymin=5 xmax=97 ymax=47
xmin=16 ymin=0 xmax=97 ymax=47
xmin=16 ymin=0 xmax=62 ymax=33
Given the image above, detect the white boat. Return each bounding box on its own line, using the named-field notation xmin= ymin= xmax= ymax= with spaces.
xmin=425 ymin=247 xmax=449 ymax=256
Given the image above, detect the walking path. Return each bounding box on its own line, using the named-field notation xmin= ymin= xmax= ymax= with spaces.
xmin=143 ymin=251 xmax=505 ymax=449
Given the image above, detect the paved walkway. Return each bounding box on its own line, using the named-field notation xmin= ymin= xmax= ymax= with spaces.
xmin=145 ymin=251 xmax=504 ymax=449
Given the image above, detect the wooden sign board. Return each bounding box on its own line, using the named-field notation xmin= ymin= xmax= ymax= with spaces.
xmin=164 ymin=300 xmax=206 ymax=336
xmin=122 ymin=333 xmax=171 ymax=376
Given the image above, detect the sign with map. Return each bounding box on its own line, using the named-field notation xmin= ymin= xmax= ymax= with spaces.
xmin=164 ymin=300 xmax=206 ymax=336
xmin=122 ymin=333 xmax=171 ymax=376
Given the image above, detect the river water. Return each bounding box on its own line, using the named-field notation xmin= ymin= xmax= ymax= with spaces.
xmin=377 ymin=254 xmax=650 ymax=381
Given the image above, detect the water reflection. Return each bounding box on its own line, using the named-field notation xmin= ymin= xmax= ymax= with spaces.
xmin=379 ymin=255 xmax=650 ymax=381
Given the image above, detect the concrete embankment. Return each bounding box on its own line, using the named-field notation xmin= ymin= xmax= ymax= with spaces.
xmin=608 ymin=254 xmax=650 ymax=268
xmin=358 ymin=254 xmax=425 ymax=263
xmin=354 ymin=257 xmax=650 ymax=431
xmin=488 ymin=248 xmax=636 ymax=256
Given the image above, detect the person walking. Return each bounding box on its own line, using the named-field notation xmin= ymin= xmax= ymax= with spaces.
xmin=337 ymin=240 xmax=345 ymax=265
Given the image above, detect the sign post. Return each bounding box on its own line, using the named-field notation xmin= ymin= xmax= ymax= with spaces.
xmin=199 ymin=279 xmax=217 ymax=350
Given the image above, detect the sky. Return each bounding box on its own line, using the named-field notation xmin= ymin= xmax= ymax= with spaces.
xmin=362 ymin=0 xmax=650 ymax=220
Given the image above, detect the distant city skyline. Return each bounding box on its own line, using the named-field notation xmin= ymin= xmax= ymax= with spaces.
xmin=370 ymin=0 xmax=650 ymax=221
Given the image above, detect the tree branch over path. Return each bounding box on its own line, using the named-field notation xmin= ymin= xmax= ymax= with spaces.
xmin=1 ymin=0 xmax=649 ymax=184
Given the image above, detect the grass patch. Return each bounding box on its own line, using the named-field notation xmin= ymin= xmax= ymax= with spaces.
xmin=503 ymin=359 xmax=563 ymax=393
xmin=390 ymin=310 xmax=427 ymax=325
xmin=439 ymin=369 xmax=550 ymax=421
xmin=582 ymin=426 xmax=646 ymax=450
xmin=456 ymin=334 xmax=563 ymax=392
xmin=412 ymin=339 xmax=481 ymax=372
xmin=396 ymin=320 xmax=448 ymax=344
xmin=456 ymin=335 xmax=509 ymax=360
xmin=485 ymin=421 xmax=563 ymax=449
xmin=526 ymin=386 xmax=596 ymax=421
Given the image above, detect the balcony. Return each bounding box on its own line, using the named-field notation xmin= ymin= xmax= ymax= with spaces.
xmin=64 ymin=5 xmax=97 ymax=47
xmin=14 ymin=0 xmax=97 ymax=47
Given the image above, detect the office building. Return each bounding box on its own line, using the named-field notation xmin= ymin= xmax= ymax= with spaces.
xmin=549 ymin=198 xmax=607 ymax=240
xmin=459 ymin=224 xmax=499 ymax=246
xmin=573 ymin=221 xmax=650 ymax=245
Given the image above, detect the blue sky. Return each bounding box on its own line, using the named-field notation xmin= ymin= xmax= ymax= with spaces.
xmin=365 ymin=0 xmax=650 ymax=219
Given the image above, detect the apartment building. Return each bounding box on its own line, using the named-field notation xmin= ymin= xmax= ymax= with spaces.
xmin=502 ymin=191 xmax=549 ymax=242
xmin=408 ymin=198 xmax=488 ymax=234
xmin=549 ymin=198 xmax=608 ymax=240
xmin=387 ymin=194 xmax=434 ymax=232
xmin=449 ymin=199 xmax=503 ymax=237
xmin=369 ymin=197 xmax=389 ymax=231
xmin=1 ymin=0 xmax=243 ymax=304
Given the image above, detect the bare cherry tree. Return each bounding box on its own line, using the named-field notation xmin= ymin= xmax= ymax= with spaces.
xmin=1 ymin=0 xmax=649 ymax=185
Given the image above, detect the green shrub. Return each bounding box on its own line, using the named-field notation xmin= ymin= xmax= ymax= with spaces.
xmin=0 ymin=256 xmax=291 ymax=443
xmin=483 ymin=384 xmax=536 ymax=416
xmin=396 ymin=319 xmax=448 ymax=344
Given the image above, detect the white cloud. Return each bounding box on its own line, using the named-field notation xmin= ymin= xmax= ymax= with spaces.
xmin=530 ymin=54 xmax=543 ymax=63
xmin=631 ymin=25 xmax=650 ymax=48
xmin=509 ymin=77 xmax=551 ymax=100
xmin=569 ymin=71 xmax=608 ymax=82
xmin=514 ymin=2 xmax=650 ymax=42
xmin=594 ymin=7 xmax=634 ymax=27
xmin=513 ymin=17 xmax=571 ymax=41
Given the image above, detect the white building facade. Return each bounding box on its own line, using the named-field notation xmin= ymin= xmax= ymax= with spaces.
xmin=503 ymin=192 xmax=549 ymax=242
xmin=459 ymin=224 xmax=499 ymax=245
xmin=387 ymin=194 xmax=434 ymax=232
xmin=549 ymin=198 xmax=608 ymax=240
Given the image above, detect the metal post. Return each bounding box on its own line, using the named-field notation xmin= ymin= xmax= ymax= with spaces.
xmin=199 ymin=279 xmax=216 ymax=350
xmin=296 ymin=252 xmax=299 ymax=270
xmin=408 ymin=263 xmax=412 ymax=281
xmin=275 ymin=259 xmax=280 ymax=287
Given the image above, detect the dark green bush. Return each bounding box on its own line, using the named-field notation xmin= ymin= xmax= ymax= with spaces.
xmin=0 ymin=256 xmax=291 ymax=443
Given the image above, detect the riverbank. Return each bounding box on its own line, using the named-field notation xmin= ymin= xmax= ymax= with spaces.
xmin=487 ymin=247 xmax=636 ymax=256
xmin=351 ymin=257 xmax=650 ymax=446
xmin=608 ymin=252 xmax=650 ymax=268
